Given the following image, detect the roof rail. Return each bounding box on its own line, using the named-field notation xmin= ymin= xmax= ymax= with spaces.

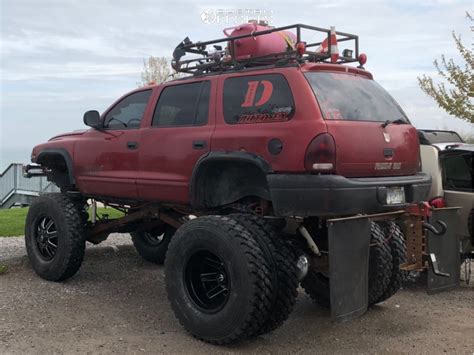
xmin=171 ymin=23 xmax=360 ymax=75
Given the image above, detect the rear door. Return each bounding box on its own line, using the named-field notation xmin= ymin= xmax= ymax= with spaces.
xmin=136 ymin=80 xmax=215 ymax=203
xmin=305 ymin=71 xmax=420 ymax=177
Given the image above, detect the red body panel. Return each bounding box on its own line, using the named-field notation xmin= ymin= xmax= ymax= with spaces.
xmin=325 ymin=120 xmax=420 ymax=177
xmin=212 ymin=67 xmax=326 ymax=172
xmin=73 ymin=129 xmax=141 ymax=198
xmin=72 ymin=87 xmax=157 ymax=199
xmin=136 ymin=79 xmax=217 ymax=203
xmin=32 ymin=63 xmax=421 ymax=203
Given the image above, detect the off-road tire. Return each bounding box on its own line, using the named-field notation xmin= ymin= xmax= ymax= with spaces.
xmin=376 ymin=221 xmax=407 ymax=303
xmin=302 ymin=222 xmax=392 ymax=308
xmin=25 ymin=193 xmax=87 ymax=281
xmin=164 ymin=215 xmax=274 ymax=344
xmin=368 ymin=222 xmax=393 ymax=306
xmin=301 ymin=269 xmax=330 ymax=307
xmin=131 ymin=225 xmax=175 ymax=264
xmin=229 ymin=214 xmax=299 ymax=336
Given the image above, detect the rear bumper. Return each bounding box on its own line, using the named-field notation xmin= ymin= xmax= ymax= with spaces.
xmin=267 ymin=172 xmax=431 ymax=217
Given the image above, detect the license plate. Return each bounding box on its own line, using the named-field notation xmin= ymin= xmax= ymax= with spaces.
xmin=386 ymin=186 xmax=405 ymax=205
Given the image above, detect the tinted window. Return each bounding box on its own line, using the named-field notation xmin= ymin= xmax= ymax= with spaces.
xmin=223 ymin=74 xmax=294 ymax=124
xmin=418 ymin=130 xmax=464 ymax=144
xmin=442 ymin=152 xmax=473 ymax=192
xmin=152 ymin=81 xmax=210 ymax=127
xmin=104 ymin=90 xmax=152 ymax=129
xmin=305 ymin=72 xmax=409 ymax=123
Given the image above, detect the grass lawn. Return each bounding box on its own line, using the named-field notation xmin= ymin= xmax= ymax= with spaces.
xmin=0 ymin=207 xmax=123 ymax=237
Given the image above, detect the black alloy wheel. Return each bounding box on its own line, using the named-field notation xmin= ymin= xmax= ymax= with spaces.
xmin=184 ymin=250 xmax=230 ymax=313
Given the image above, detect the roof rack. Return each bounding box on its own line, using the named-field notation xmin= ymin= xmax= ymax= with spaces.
xmin=172 ymin=23 xmax=360 ymax=75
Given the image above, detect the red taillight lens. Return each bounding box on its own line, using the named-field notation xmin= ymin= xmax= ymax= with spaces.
xmin=429 ymin=197 xmax=447 ymax=208
xmin=305 ymin=133 xmax=336 ymax=173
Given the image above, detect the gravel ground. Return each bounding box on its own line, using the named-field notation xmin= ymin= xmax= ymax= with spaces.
xmin=0 ymin=234 xmax=473 ymax=354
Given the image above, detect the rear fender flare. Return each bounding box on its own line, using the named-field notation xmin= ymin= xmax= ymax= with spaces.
xmin=190 ymin=151 xmax=272 ymax=209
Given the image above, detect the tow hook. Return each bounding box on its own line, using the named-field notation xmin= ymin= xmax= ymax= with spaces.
xmin=422 ymin=220 xmax=447 ymax=236
xmin=423 ymin=220 xmax=449 ymax=277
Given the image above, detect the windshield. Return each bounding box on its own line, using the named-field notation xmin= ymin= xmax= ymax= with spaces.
xmin=305 ymin=72 xmax=409 ymax=123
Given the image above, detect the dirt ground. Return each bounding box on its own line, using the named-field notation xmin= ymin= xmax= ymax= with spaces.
xmin=1 ymin=235 xmax=473 ymax=354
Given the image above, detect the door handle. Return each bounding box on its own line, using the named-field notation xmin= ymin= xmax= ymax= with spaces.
xmin=127 ymin=141 xmax=139 ymax=150
xmin=193 ymin=140 xmax=207 ymax=149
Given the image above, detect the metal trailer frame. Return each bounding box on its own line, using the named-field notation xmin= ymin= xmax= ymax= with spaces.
xmin=52 ymin=197 xmax=460 ymax=322
xmin=326 ymin=205 xmax=460 ymax=321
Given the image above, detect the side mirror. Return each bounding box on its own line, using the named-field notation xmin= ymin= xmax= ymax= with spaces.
xmin=83 ymin=110 xmax=102 ymax=128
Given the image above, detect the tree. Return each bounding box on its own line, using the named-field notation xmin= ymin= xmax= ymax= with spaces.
xmin=139 ymin=56 xmax=172 ymax=86
xmin=417 ymin=12 xmax=474 ymax=123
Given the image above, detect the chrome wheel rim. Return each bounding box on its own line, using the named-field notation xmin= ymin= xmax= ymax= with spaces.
xmin=35 ymin=217 xmax=58 ymax=260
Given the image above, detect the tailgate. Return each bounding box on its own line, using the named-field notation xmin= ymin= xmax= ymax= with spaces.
xmin=326 ymin=121 xmax=420 ymax=177
xmin=305 ymin=70 xmax=420 ymax=177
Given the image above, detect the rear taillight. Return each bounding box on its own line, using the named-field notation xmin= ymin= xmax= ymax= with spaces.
xmin=429 ymin=197 xmax=447 ymax=208
xmin=305 ymin=133 xmax=336 ymax=173
xmin=418 ymin=150 xmax=422 ymax=172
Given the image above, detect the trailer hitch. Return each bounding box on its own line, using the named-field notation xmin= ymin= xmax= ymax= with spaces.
xmin=422 ymin=220 xmax=447 ymax=236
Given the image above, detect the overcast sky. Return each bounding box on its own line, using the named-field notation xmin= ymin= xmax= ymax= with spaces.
xmin=0 ymin=0 xmax=472 ymax=170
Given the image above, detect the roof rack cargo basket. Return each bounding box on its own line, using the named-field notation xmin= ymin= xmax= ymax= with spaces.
xmin=172 ymin=23 xmax=361 ymax=75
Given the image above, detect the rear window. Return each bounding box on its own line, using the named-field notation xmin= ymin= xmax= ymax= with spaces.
xmin=305 ymin=72 xmax=408 ymax=123
xmin=442 ymin=152 xmax=473 ymax=192
xmin=418 ymin=130 xmax=464 ymax=144
xmin=223 ymin=74 xmax=294 ymax=124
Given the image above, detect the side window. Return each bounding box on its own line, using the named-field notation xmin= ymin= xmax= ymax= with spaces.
xmin=223 ymin=74 xmax=294 ymax=124
xmin=103 ymin=90 xmax=152 ymax=129
xmin=442 ymin=153 xmax=473 ymax=191
xmin=152 ymin=81 xmax=210 ymax=127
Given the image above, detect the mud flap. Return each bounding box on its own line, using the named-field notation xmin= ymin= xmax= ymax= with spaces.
xmin=426 ymin=208 xmax=460 ymax=294
xmin=327 ymin=216 xmax=371 ymax=321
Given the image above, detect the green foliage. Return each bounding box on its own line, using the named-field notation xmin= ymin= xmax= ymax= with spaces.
xmin=418 ymin=13 xmax=474 ymax=123
xmin=0 ymin=264 xmax=8 ymax=275
xmin=0 ymin=207 xmax=123 ymax=237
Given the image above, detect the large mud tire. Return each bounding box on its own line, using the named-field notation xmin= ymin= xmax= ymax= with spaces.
xmin=368 ymin=222 xmax=393 ymax=306
xmin=230 ymin=214 xmax=299 ymax=336
xmin=303 ymin=222 xmax=392 ymax=308
xmin=131 ymin=225 xmax=175 ymax=264
xmin=165 ymin=215 xmax=275 ymax=344
xmin=301 ymin=269 xmax=330 ymax=307
xmin=376 ymin=221 xmax=407 ymax=303
xmin=25 ymin=193 xmax=86 ymax=281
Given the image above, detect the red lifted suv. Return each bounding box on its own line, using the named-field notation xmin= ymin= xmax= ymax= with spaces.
xmin=25 ymin=24 xmax=431 ymax=344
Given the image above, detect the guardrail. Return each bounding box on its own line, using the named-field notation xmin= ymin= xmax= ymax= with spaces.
xmin=0 ymin=163 xmax=58 ymax=208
